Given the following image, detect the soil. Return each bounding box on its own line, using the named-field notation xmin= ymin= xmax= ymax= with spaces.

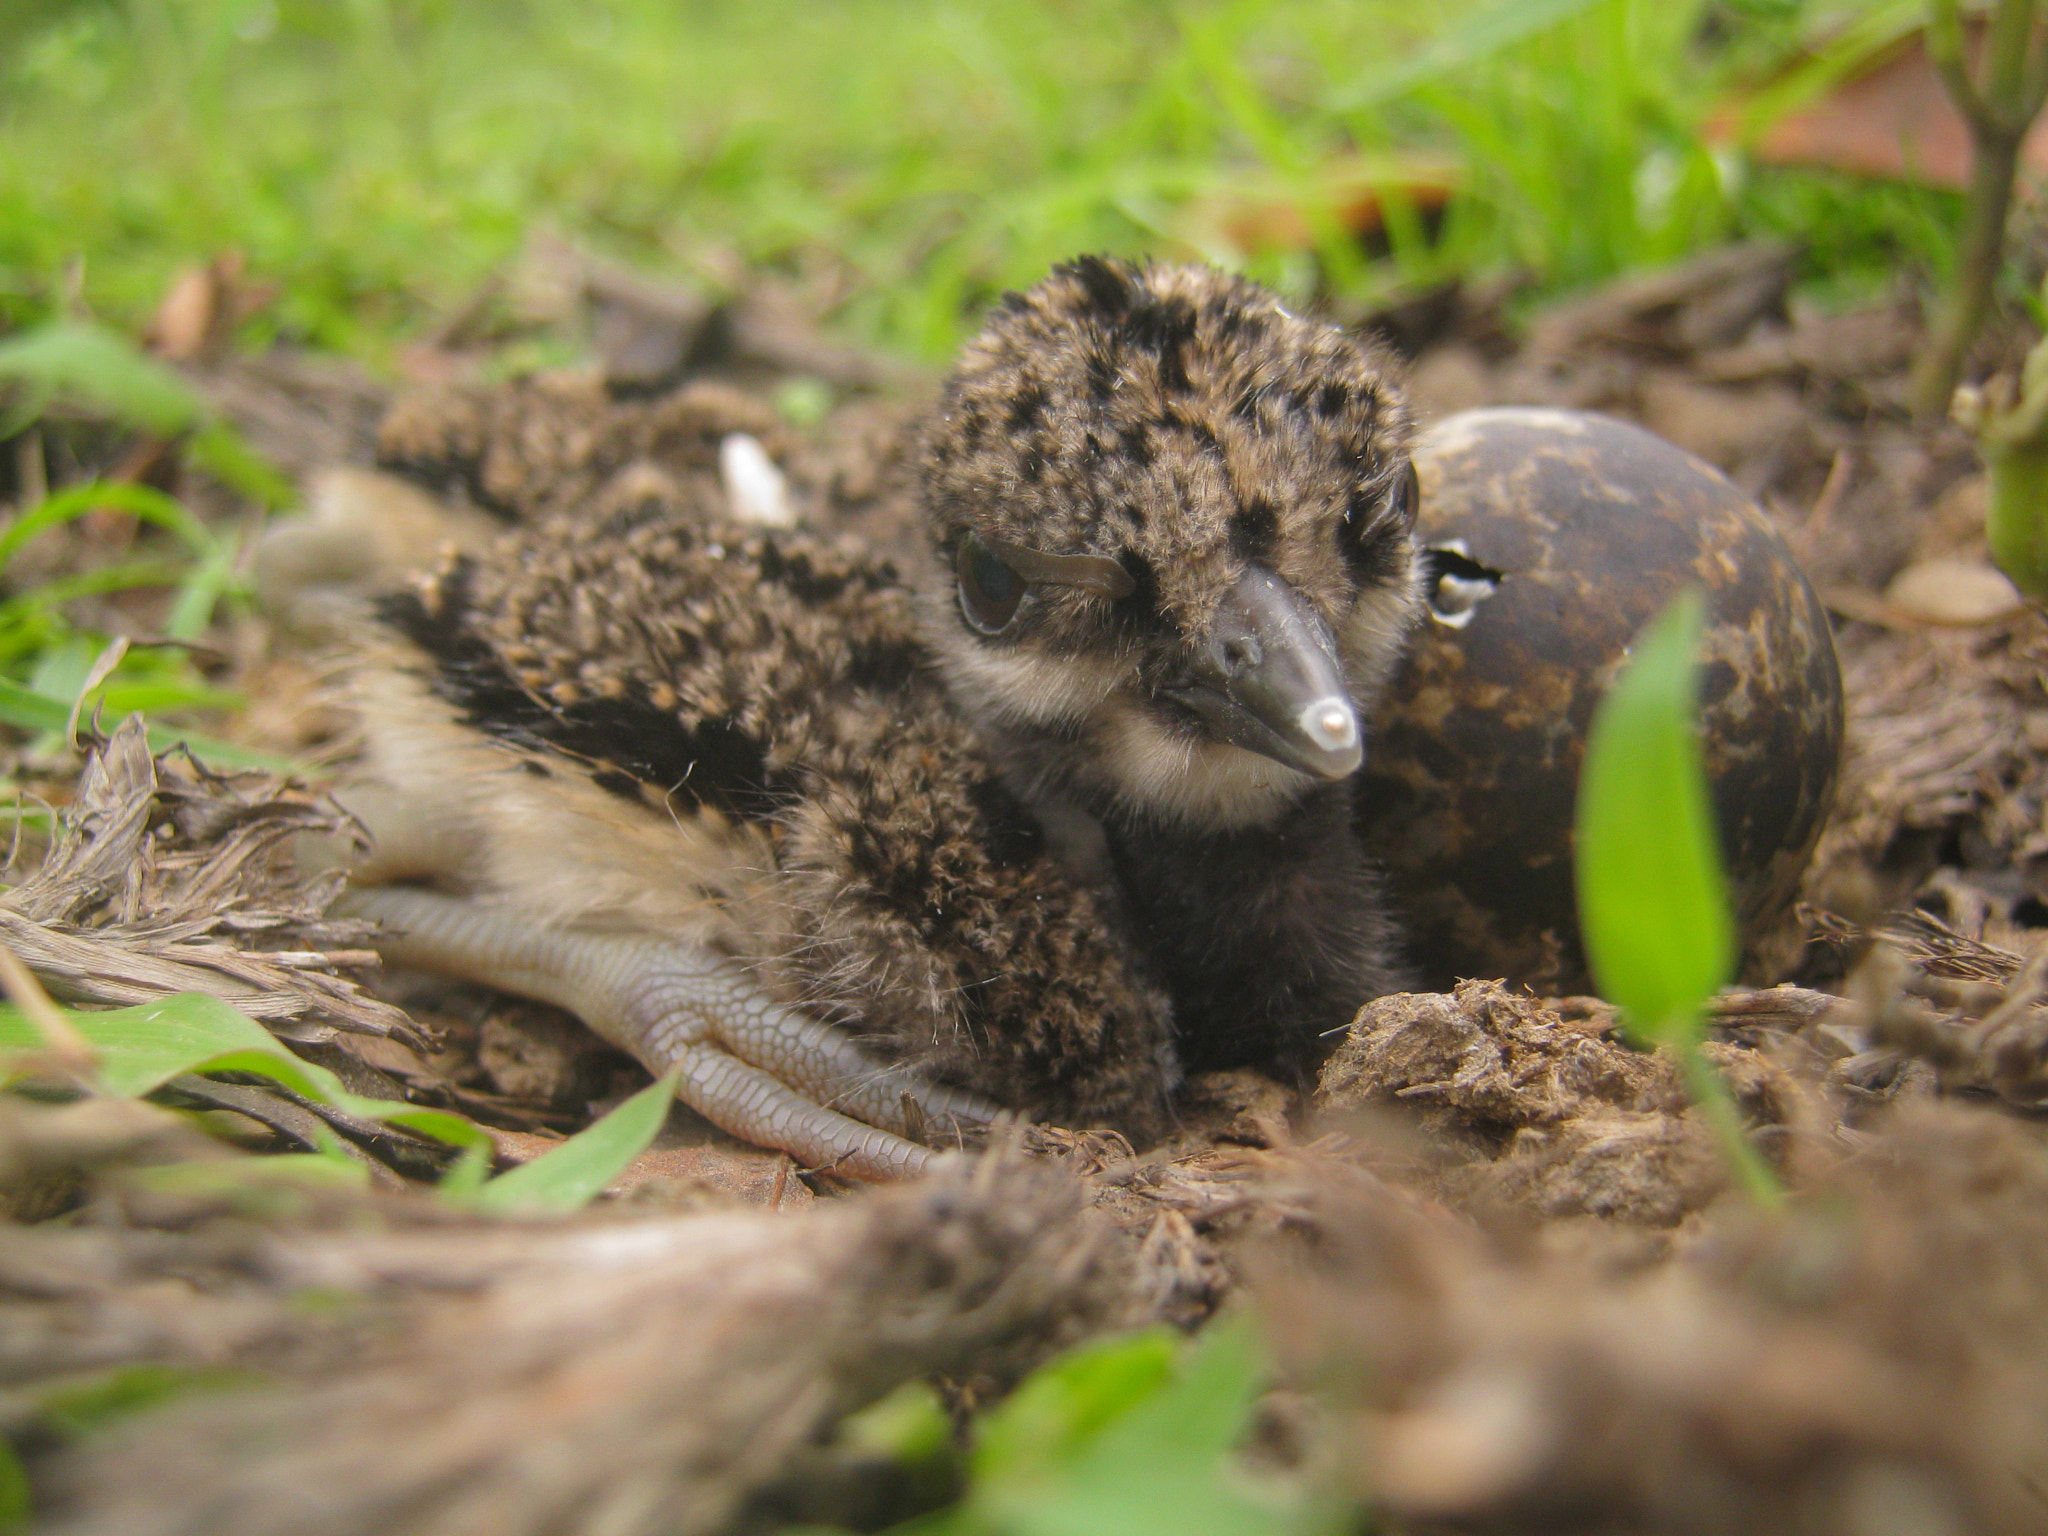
xmin=6 ymin=242 xmax=2048 ymax=1535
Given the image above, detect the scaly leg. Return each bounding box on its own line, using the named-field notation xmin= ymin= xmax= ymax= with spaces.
xmin=337 ymin=886 xmax=1001 ymax=1180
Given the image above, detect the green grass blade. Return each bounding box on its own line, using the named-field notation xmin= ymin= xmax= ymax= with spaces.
xmin=0 ymin=324 xmax=288 ymax=506
xmin=0 ymin=321 xmax=203 ymax=439
xmin=1573 ymin=590 xmax=1734 ymax=1036
xmin=0 ymin=682 xmax=307 ymax=773
xmin=1330 ymin=0 xmax=1606 ymax=111
xmin=0 ymin=325 xmax=290 ymax=505
xmin=0 ymin=561 xmax=193 ymax=617
xmin=34 ymin=1363 xmax=257 ymax=1438
xmin=165 ymin=534 xmax=244 ymax=640
xmin=188 ymin=423 xmax=295 ymax=508
xmin=1727 ymin=0 xmax=1922 ymax=142
xmin=94 ymin=680 xmax=245 ymax=716
xmin=123 ymin=1152 xmax=373 ymax=1199
xmin=0 ymin=992 xmax=273 ymax=1097
xmin=468 ymin=1070 xmax=679 ymax=1215
xmin=0 ymin=482 xmax=215 ymax=568
xmin=0 ymin=993 xmax=493 ymax=1162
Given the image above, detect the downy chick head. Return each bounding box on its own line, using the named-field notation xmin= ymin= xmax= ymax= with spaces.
xmin=918 ymin=257 xmax=1422 ymax=831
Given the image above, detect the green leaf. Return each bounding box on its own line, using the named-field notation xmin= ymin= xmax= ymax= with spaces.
xmin=0 ymin=321 xmax=205 ymax=439
xmin=838 ymin=1381 xmax=955 ymax=1465
xmin=0 ymin=993 xmax=492 ymax=1169
xmin=0 ymin=1437 xmax=26 ymax=1533
xmin=1330 ymin=0 xmax=1607 ymax=111
xmin=122 ymin=1152 xmax=373 ymax=1203
xmin=0 ymin=482 xmax=215 ymax=569
xmin=0 ymin=324 xmax=289 ymax=506
xmin=1574 ymin=594 xmax=1779 ymax=1208
xmin=0 ymin=682 xmax=306 ymax=773
xmin=468 ymin=1071 xmax=679 ymax=1215
xmin=911 ymin=1316 xmax=1291 ymax=1536
xmin=35 ymin=1364 xmax=254 ymax=1437
xmin=1573 ymin=590 xmax=1734 ymax=1040
xmin=967 ymin=1329 xmax=1177 ymax=1494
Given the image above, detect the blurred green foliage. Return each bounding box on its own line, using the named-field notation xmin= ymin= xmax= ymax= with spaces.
xmin=0 ymin=0 xmax=1960 ymax=362
xmin=0 ymin=990 xmax=677 ymax=1207
xmin=795 ymin=1315 xmax=1315 ymax=1536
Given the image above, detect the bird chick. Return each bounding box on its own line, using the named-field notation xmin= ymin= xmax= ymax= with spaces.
xmin=917 ymin=257 xmax=1420 ymax=1076
xmin=328 ymin=258 xmax=1420 ymax=1178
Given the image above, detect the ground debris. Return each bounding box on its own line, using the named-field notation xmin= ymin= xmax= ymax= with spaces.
xmin=1322 ymin=981 xmax=1687 ymax=1136
xmin=22 ymin=1148 xmax=1152 ymax=1536
xmin=1253 ymin=1099 xmax=2048 ymax=1536
xmin=0 ymin=717 xmax=415 ymax=1044
xmin=1807 ymin=612 xmax=2048 ymax=916
xmin=1315 ymin=981 xmax=1886 ymax=1229
xmin=1807 ymin=914 xmax=2048 ymax=1112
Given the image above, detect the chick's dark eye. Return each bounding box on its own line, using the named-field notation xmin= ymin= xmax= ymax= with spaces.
xmin=957 ymin=535 xmax=1026 ymax=635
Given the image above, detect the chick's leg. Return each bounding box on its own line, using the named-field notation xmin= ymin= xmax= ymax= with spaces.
xmin=337 ymin=886 xmax=999 ymax=1181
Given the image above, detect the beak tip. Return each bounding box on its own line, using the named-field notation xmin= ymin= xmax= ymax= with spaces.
xmin=1298 ymin=697 xmax=1363 ymax=776
xmin=1299 ymin=697 xmax=1359 ymax=755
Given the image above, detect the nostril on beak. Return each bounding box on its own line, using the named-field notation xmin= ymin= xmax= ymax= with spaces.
xmin=1221 ymin=636 xmax=1262 ymax=675
xmin=1299 ymin=696 xmax=1358 ymax=753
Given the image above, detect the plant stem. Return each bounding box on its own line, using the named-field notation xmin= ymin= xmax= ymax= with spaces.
xmin=1955 ymin=320 xmax=2048 ymax=598
xmin=1911 ymin=0 xmax=2048 ymax=419
xmin=1913 ymin=124 xmax=2024 ymax=418
xmin=1677 ymin=1042 xmax=1784 ymax=1209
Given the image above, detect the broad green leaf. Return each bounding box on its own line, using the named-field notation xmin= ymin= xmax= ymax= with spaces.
xmin=1573 ymin=591 xmax=1734 ymax=1040
xmin=998 ymin=1316 xmax=1280 ymax=1536
xmin=910 ymin=1316 xmax=1292 ymax=1536
xmin=968 ymin=1328 xmax=1177 ymax=1483
xmin=0 ymin=993 xmax=491 ymax=1169
xmin=468 ymin=1071 xmax=679 ymax=1215
xmin=1573 ymin=595 xmax=1780 ymax=1207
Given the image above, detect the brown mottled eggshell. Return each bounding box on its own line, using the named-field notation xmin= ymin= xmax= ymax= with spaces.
xmin=1358 ymin=407 xmax=1843 ymax=996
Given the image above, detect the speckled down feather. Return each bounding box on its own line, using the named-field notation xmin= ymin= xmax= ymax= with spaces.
xmin=372 ymin=486 xmax=1178 ymax=1133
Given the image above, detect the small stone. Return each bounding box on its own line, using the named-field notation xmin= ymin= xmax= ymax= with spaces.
xmin=1883 ymin=556 xmax=2026 ymax=626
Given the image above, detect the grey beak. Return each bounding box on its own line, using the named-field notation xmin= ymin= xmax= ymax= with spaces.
xmin=1163 ymin=563 xmax=1363 ymax=780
